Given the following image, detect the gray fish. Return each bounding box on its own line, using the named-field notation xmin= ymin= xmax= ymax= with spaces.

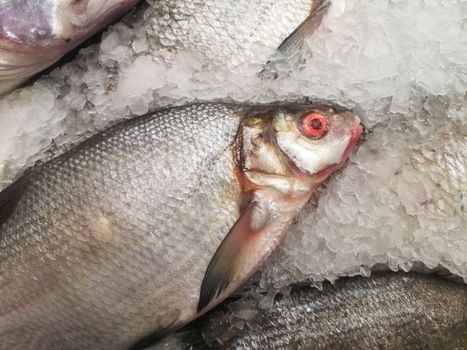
xmin=0 ymin=103 xmax=362 ymax=349
xmin=156 ymin=273 xmax=467 ymax=350
xmin=0 ymin=0 xmax=140 ymax=95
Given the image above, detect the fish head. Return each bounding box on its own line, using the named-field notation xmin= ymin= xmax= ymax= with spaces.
xmin=239 ymin=104 xmax=363 ymax=202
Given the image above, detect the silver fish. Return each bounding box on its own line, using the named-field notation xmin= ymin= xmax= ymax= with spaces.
xmin=0 ymin=103 xmax=362 ymax=349
xmin=156 ymin=273 xmax=467 ymax=350
xmin=0 ymin=0 xmax=140 ymax=95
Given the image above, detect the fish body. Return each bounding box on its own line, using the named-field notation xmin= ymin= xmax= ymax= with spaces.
xmin=0 ymin=103 xmax=361 ymax=349
xmin=0 ymin=0 xmax=140 ymax=95
xmin=159 ymin=273 xmax=467 ymax=350
xmin=146 ymin=0 xmax=328 ymax=69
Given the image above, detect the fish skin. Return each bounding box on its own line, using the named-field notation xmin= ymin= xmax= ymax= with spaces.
xmin=0 ymin=103 xmax=361 ymax=350
xmin=157 ymin=272 xmax=467 ymax=350
xmin=0 ymin=0 xmax=140 ymax=95
xmin=146 ymin=0 xmax=326 ymax=69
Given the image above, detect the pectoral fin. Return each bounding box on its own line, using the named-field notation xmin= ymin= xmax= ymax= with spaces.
xmin=259 ymin=0 xmax=330 ymax=79
xmin=128 ymin=319 xmax=182 ymax=350
xmin=277 ymin=0 xmax=330 ymax=55
xmin=197 ymin=201 xmax=268 ymax=312
xmin=0 ymin=172 xmax=31 ymax=226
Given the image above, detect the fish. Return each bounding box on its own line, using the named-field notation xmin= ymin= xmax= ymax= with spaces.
xmin=0 ymin=103 xmax=362 ymax=350
xmin=0 ymin=0 xmax=140 ymax=95
xmin=154 ymin=272 xmax=467 ymax=350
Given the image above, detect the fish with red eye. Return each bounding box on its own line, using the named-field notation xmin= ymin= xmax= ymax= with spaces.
xmin=300 ymin=112 xmax=328 ymax=139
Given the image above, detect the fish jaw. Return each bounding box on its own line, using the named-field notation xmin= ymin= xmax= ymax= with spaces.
xmin=0 ymin=34 xmax=66 ymax=95
xmin=0 ymin=0 xmax=140 ymax=95
xmin=312 ymin=116 xmax=363 ymax=183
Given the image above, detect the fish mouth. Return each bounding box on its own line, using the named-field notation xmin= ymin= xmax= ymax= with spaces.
xmin=312 ymin=120 xmax=363 ymax=180
xmin=342 ymin=120 xmax=364 ymax=162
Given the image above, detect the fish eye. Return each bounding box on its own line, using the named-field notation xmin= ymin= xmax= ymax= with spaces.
xmin=299 ymin=112 xmax=328 ymax=139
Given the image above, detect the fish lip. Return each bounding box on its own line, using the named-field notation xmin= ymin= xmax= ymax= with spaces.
xmin=342 ymin=121 xmax=363 ymax=161
xmin=310 ymin=121 xmax=363 ymax=180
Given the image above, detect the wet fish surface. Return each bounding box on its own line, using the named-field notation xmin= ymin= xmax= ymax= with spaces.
xmin=156 ymin=272 xmax=467 ymax=350
xmin=146 ymin=0 xmax=328 ymax=70
xmin=0 ymin=0 xmax=140 ymax=95
xmin=0 ymin=103 xmax=361 ymax=349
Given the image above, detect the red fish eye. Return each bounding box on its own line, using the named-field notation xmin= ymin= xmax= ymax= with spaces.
xmin=300 ymin=112 xmax=328 ymax=138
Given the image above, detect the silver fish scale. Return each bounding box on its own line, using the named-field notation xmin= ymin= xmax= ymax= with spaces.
xmin=0 ymin=103 xmax=243 ymax=349
xmin=226 ymin=274 xmax=467 ymax=350
xmin=147 ymin=0 xmax=316 ymax=67
xmin=410 ymin=132 xmax=466 ymax=224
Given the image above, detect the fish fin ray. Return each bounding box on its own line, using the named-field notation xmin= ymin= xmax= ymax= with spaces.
xmin=197 ymin=201 xmax=261 ymax=312
xmin=128 ymin=320 xmax=183 ymax=350
xmin=0 ymin=173 xmax=31 ymax=227
xmin=277 ymin=0 xmax=330 ymax=54
xmin=259 ymin=0 xmax=330 ymax=79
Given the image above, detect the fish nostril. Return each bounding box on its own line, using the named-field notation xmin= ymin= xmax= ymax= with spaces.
xmin=360 ymin=123 xmax=366 ymax=134
xmin=357 ymin=123 xmax=367 ymax=145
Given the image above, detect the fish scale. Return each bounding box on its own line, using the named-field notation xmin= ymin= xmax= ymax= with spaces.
xmin=166 ymin=273 xmax=466 ymax=350
xmin=147 ymin=0 xmax=321 ymax=68
xmin=0 ymin=104 xmax=242 ymax=349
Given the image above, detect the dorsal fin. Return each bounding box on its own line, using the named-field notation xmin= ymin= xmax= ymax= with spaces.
xmin=0 ymin=173 xmax=31 ymax=227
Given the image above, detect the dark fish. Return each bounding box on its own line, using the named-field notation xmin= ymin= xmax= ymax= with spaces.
xmin=156 ymin=272 xmax=467 ymax=350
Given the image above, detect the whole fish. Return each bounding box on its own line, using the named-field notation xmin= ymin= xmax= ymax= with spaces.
xmin=0 ymin=0 xmax=140 ymax=95
xmin=0 ymin=103 xmax=362 ymax=349
xmin=156 ymin=272 xmax=467 ymax=350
